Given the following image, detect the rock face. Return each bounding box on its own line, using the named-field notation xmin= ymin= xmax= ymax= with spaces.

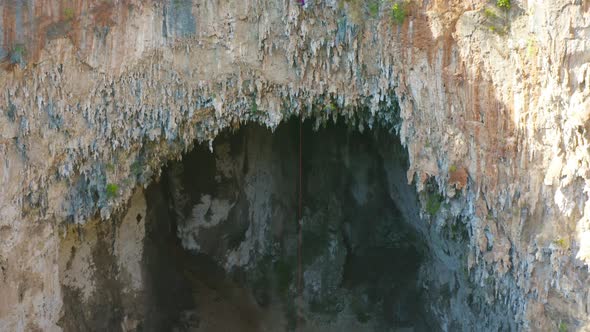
xmin=0 ymin=0 xmax=589 ymax=331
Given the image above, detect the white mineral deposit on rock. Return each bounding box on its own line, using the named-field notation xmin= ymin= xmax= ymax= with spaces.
xmin=0 ymin=1 xmax=588 ymax=331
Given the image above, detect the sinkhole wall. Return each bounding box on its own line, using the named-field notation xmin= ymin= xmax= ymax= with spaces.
xmin=52 ymin=119 xmax=490 ymax=331
xmin=0 ymin=0 xmax=590 ymax=331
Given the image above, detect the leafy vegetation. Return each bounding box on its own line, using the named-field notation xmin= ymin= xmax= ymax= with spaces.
xmin=8 ymin=44 xmax=26 ymax=66
xmin=553 ymin=237 xmax=568 ymax=249
xmin=251 ymin=98 xmax=258 ymax=114
xmin=106 ymin=183 xmax=119 ymax=199
xmin=64 ymin=7 xmax=74 ymax=21
xmin=426 ymin=193 xmax=443 ymax=215
xmin=496 ymin=0 xmax=511 ymax=10
xmin=444 ymin=219 xmax=469 ymax=241
xmin=367 ymin=0 xmax=380 ymax=17
xmin=391 ymin=1 xmax=407 ymax=25
xmin=484 ymin=7 xmax=499 ymax=19
xmin=130 ymin=161 xmax=143 ymax=177
xmin=338 ymin=0 xmax=381 ymax=18
xmin=12 ymin=44 xmax=25 ymax=55
xmin=482 ymin=6 xmax=508 ymax=35
xmin=172 ymin=0 xmax=189 ymax=8
xmin=559 ymin=322 xmax=568 ymax=332
xmin=339 ymin=0 xmax=409 ymax=24
xmin=324 ymin=102 xmax=337 ymax=113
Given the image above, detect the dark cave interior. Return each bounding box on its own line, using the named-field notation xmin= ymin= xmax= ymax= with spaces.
xmin=141 ymin=117 xmax=433 ymax=332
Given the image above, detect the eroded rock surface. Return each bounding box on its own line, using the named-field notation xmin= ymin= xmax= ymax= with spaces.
xmin=0 ymin=0 xmax=589 ymax=331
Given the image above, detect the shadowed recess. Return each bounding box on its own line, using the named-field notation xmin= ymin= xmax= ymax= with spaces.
xmin=140 ymin=118 xmax=434 ymax=331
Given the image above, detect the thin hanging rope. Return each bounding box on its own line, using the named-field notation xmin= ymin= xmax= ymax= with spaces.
xmin=297 ymin=112 xmax=303 ymax=330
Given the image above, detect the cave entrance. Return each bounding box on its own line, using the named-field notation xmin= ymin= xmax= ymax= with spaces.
xmin=143 ymin=117 xmax=433 ymax=331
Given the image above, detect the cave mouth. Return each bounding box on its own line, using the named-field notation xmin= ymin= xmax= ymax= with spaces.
xmin=143 ymin=117 xmax=434 ymax=331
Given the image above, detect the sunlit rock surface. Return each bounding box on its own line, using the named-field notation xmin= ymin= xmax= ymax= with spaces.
xmin=0 ymin=0 xmax=589 ymax=331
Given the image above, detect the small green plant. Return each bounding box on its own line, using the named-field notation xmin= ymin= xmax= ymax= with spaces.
xmin=497 ymin=0 xmax=511 ymax=10
xmin=63 ymin=7 xmax=74 ymax=21
xmin=130 ymin=161 xmax=143 ymax=176
xmin=488 ymin=24 xmax=508 ymax=35
xmin=12 ymin=44 xmax=25 ymax=56
xmin=367 ymin=0 xmax=380 ymax=18
xmin=251 ymin=99 xmax=258 ymax=114
xmin=426 ymin=193 xmax=443 ymax=215
xmin=173 ymin=0 xmax=187 ymax=8
xmin=106 ymin=183 xmax=119 ymax=199
xmin=449 ymin=165 xmax=457 ymax=173
xmin=391 ymin=2 xmax=407 ymax=25
xmin=483 ymin=4 xmax=509 ymax=35
xmin=9 ymin=44 xmax=26 ymax=65
xmin=325 ymin=102 xmax=337 ymax=112
xmin=484 ymin=7 xmax=499 ymax=19
xmin=559 ymin=322 xmax=568 ymax=332
xmin=553 ymin=237 xmax=568 ymax=249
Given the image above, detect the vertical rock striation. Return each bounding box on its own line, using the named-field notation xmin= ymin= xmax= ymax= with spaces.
xmin=0 ymin=0 xmax=588 ymax=330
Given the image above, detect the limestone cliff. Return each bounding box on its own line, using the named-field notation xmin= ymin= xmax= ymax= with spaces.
xmin=0 ymin=0 xmax=589 ymax=331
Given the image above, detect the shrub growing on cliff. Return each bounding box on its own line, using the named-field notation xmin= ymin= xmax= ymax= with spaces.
xmin=483 ymin=7 xmax=499 ymax=19
xmin=496 ymin=0 xmax=511 ymax=10
xmin=367 ymin=0 xmax=380 ymax=18
xmin=250 ymin=99 xmax=258 ymax=114
xmin=340 ymin=0 xmax=379 ymax=23
xmin=426 ymin=193 xmax=443 ymax=215
xmin=553 ymin=237 xmax=569 ymax=249
xmin=391 ymin=2 xmax=407 ymax=25
xmin=482 ymin=6 xmax=508 ymax=35
xmin=64 ymin=7 xmax=74 ymax=21
xmin=9 ymin=44 xmax=26 ymax=66
xmin=559 ymin=322 xmax=569 ymax=332
xmin=106 ymin=183 xmax=119 ymax=199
